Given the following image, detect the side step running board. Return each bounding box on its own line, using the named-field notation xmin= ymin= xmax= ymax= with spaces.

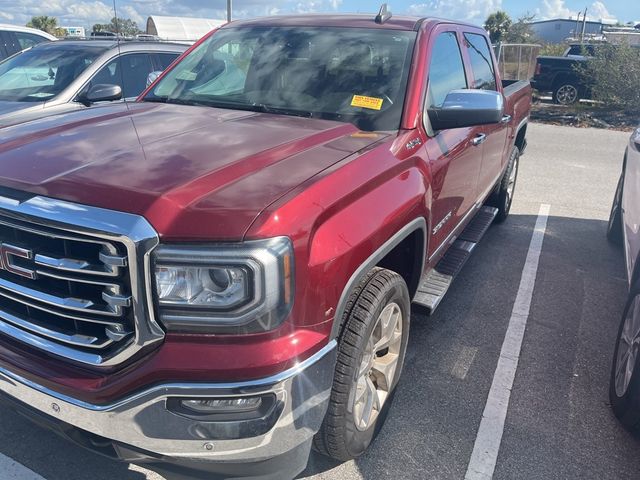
xmin=413 ymin=206 xmax=498 ymax=314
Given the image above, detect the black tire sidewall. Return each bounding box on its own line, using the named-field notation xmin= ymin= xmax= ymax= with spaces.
xmin=610 ymin=286 xmax=640 ymax=431
xmin=492 ymin=146 xmax=519 ymax=222
xmin=341 ymin=273 xmax=410 ymax=458
xmin=607 ymin=174 xmax=624 ymax=244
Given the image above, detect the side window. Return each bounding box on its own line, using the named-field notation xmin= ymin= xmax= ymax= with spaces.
xmin=427 ymin=32 xmax=467 ymax=109
xmin=155 ymin=53 xmax=179 ymax=71
xmin=0 ymin=32 xmax=9 ymax=60
xmin=90 ymin=53 xmax=154 ymax=99
xmin=14 ymin=32 xmax=47 ymax=50
xmin=464 ymin=33 xmax=497 ymax=91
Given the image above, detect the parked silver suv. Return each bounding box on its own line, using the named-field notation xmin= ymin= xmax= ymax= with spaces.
xmin=0 ymin=39 xmax=187 ymax=127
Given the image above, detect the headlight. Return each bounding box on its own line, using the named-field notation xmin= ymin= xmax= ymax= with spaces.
xmin=153 ymin=237 xmax=294 ymax=333
xmin=633 ymin=127 xmax=640 ymax=150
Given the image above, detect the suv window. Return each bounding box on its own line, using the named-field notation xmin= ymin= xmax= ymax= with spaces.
xmin=14 ymin=32 xmax=47 ymax=50
xmin=427 ymin=32 xmax=467 ymax=109
xmin=91 ymin=53 xmax=154 ymax=99
xmin=155 ymin=52 xmax=179 ymax=71
xmin=464 ymin=33 xmax=497 ymax=91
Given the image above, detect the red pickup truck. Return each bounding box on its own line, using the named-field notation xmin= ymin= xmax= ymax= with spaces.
xmin=0 ymin=9 xmax=531 ymax=480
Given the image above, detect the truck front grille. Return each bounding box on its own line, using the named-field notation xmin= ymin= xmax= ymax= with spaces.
xmin=0 ymin=193 xmax=163 ymax=367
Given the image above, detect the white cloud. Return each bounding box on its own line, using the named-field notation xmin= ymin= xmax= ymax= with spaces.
xmin=537 ymin=0 xmax=617 ymax=22
xmin=406 ymin=0 xmax=502 ymax=24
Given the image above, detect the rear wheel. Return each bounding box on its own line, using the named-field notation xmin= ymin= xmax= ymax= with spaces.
xmin=314 ymin=267 xmax=410 ymax=461
xmin=610 ymin=287 xmax=640 ymax=432
xmin=553 ymin=82 xmax=580 ymax=105
xmin=489 ymin=146 xmax=519 ymax=223
xmin=607 ymin=174 xmax=624 ymax=245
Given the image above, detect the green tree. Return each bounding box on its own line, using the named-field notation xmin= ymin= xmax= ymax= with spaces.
xmin=576 ymin=43 xmax=640 ymax=111
xmin=485 ymin=11 xmax=512 ymax=44
xmin=504 ymin=13 xmax=536 ymax=43
xmin=26 ymin=16 xmax=59 ymax=35
xmin=92 ymin=17 xmax=141 ymax=37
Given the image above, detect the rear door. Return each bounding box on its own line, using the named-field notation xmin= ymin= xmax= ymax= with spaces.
xmin=423 ymin=27 xmax=484 ymax=257
xmin=462 ymin=31 xmax=509 ymax=199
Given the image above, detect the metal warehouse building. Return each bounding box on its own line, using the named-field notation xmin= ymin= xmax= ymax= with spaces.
xmin=530 ymin=19 xmax=605 ymax=43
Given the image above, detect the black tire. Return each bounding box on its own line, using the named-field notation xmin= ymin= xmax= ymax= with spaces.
xmin=553 ymin=82 xmax=580 ymax=105
xmin=489 ymin=146 xmax=520 ymax=223
xmin=610 ymin=286 xmax=640 ymax=432
xmin=313 ymin=267 xmax=410 ymax=461
xmin=607 ymin=174 xmax=624 ymax=245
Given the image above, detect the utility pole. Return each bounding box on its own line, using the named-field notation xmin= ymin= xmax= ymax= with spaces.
xmin=581 ymin=7 xmax=588 ymax=43
xmin=227 ymin=0 xmax=232 ymax=22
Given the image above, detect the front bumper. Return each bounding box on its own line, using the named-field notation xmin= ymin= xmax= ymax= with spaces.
xmin=0 ymin=340 xmax=337 ymax=479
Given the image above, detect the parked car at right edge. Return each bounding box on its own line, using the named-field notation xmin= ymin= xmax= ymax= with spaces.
xmin=0 ymin=24 xmax=56 ymax=62
xmin=0 ymin=9 xmax=531 ymax=480
xmin=607 ymin=126 xmax=640 ymax=430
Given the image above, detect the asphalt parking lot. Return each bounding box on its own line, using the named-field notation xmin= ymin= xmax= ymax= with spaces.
xmin=0 ymin=122 xmax=637 ymax=480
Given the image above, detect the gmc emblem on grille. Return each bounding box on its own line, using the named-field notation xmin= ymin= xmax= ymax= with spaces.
xmin=0 ymin=242 xmax=37 ymax=280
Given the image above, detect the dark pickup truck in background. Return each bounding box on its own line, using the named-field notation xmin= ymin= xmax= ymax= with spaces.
xmin=532 ymin=43 xmax=599 ymax=105
xmin=0 ymin=10 xmax=531 ymax=480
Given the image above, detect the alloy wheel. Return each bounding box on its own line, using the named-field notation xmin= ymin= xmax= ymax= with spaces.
xmin=556 ymin=84 xmax=578 ymax=104
xmin=353 ymin=302 xmax=403 ymax=431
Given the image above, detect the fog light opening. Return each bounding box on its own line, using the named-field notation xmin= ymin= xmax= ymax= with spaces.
xmin=180 ymin=396 xmax=263 ymax=414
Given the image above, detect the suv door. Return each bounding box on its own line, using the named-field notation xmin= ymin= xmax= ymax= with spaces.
xmin=462 ymin=32 xmax=509 ymax=198
xmin=423 ymin=28 xmax=484 ymax=257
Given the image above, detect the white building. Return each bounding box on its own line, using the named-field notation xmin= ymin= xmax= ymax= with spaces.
xmin=146 ymin=16 xmax=226 ymax=43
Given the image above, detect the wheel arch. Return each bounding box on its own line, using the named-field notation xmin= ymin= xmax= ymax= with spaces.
xmin=329 ymin=218 xmax=427 ymax=340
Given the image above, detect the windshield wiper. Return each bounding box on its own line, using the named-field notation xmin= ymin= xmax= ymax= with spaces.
xmin=250 ymin=103 xmax=313 ymax=118
xmin=143 ymin=96 xmax=313 ymax=118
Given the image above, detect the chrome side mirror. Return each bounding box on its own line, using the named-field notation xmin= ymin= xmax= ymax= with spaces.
xmin=428 ymin=89 xmax=504 ymax=131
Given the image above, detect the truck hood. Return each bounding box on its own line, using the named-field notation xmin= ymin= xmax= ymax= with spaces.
xmin=0 ymin=102 xmax=385 ymax=240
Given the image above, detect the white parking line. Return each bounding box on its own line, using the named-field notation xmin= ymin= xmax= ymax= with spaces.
xmin=464 ymin=203 xmax=551 ymax=480
xmin=0 ymin=453 xmax=46 ymax=480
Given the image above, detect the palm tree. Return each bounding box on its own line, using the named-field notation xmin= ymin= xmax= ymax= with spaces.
xmin=26 ymin=16 xmax=59 ymax=35
xmin=484 ymin=11 xmax=512 ymax=44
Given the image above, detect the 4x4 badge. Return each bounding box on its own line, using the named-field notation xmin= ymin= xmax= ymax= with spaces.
xmin=0 ymin=242 xmax=37 ymax=280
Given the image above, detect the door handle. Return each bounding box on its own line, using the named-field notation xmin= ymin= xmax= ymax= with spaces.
xmin=471 ymin=134 xmax=487 ymax=146
xmin=501 ymin=115 xmax=512 ymax=123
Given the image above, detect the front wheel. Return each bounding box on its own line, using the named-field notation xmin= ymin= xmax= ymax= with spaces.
xmin=314 ymin=267 xmax=410 ymax=461
xmin=610 ymin=287 xmax=640 ymax=432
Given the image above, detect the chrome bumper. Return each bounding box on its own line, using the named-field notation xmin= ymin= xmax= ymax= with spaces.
xmin=0 ymin=340 xmax=337 ymax=465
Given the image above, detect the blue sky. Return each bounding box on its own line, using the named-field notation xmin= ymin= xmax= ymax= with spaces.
xmin=0 ymin=0 xmax=637 ymax=29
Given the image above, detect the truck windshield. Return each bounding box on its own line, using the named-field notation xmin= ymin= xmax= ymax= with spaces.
xmin=144 ymin=26 xmax=417 ymax=131
xmin=0 ymin=43 xmax=106 ymax=102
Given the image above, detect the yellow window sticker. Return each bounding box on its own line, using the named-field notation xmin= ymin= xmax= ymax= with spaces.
xmin=351 ymin=95 xmax=384 ymax=111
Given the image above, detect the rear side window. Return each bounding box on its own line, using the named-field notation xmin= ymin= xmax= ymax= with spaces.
xmin=14 ymin=32 xmax=48 ymax=50
xmin=464 ymin=33 xmax=497 ymax=91
xmin=427 ymin=32 xmax=467 ymax=108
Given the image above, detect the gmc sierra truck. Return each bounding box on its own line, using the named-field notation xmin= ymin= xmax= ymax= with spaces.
xmin=0 ymin=9 xmax=531 ymax=480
